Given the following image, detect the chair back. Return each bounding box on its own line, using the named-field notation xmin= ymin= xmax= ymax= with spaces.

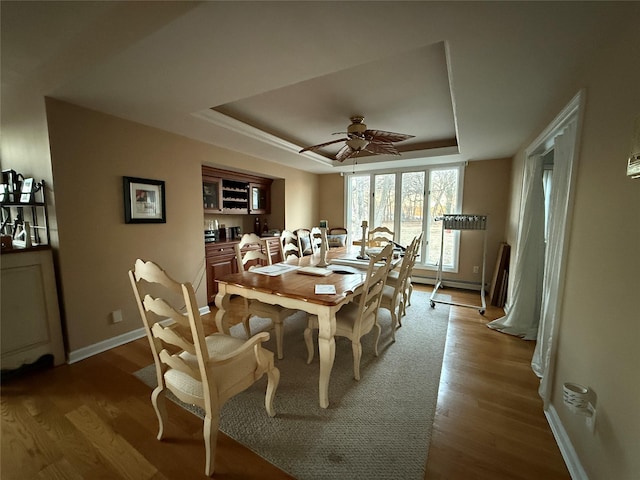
xmin=353 ymin=243 xmax=394 ymax=333
xmin=129 ymin=259 xmax=210 ymax=407
xmin=310 ymin=227 xmax=328 ymax=254
xmin=236 ymin=233 xmax=272 ymax=271
xmin=295 ymin=228 xmax=313 ymax=256
xmin=280 ymin=229 xmax=300 ymax=260
xmin=368 ymin=225 xmax=394 ymax=247
xmin=327 ymin=227 xmax=348 ymax=248
xmin=393 ymin=236 xmax=419 ymax=296
xmin=408 ymin=232 xmax=422 ymax=270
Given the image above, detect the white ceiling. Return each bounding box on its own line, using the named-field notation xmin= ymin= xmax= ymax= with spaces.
xmin=2 ymin=1 xmax=634 ymax=174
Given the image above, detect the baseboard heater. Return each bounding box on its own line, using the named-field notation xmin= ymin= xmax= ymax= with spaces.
xmin=412 ymin=274 xmax=487 ymax=292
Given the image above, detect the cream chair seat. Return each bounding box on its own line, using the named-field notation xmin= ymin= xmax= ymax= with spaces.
xmin=304 ymin=243 xmax=393 ymax=381
xmin=236 ymin=233 xmax=297 ymax=359
xmin=129 ymin=259 xmax=279 ymax=477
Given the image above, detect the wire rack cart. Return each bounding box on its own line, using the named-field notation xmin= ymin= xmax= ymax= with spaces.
xmin=430 ymin=214 xmax=488 ymax=315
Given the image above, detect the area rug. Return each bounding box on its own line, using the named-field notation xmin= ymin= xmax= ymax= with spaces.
xmin=134 ymin=292 xmax=449 ymax=479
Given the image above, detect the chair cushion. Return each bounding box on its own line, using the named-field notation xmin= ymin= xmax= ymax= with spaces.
xmin=300 ymin=236 xmax=312 ymax=255
xmin=164 ymin=334 xmax=249 ymax=399
xmin=327 ymin=234 xmax=347 ymax=248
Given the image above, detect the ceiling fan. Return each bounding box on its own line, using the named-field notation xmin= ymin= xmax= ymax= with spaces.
xmin=299 ymin=116 xmax=414 ymax=162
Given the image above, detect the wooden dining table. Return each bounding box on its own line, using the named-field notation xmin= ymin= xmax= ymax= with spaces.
xmin=214 ymin=246 xmax=389 ymax=408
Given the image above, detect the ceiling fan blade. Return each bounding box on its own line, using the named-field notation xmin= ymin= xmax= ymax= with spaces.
xmin=299 ymin=137 xmax=349 ymax=153
xmin=365 ymin=141 xmax=400 ymax=156
xmin=335 ymin=144 xmax=357 ymax=162
xmin=365 ymin=130 xmax=415 ymax=143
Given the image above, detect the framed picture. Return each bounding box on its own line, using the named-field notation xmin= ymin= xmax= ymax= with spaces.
xmin=123 ymin=176 xmax=166 ymax=224
xmin=20 ymin=178 xmax=34 ymax=203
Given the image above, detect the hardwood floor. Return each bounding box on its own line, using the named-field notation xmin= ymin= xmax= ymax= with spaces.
xmin=1 ymin=286 xmax=569 ymax=479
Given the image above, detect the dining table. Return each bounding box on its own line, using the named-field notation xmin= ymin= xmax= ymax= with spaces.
xmin=214 ymin=246 xmax=397 ymax=408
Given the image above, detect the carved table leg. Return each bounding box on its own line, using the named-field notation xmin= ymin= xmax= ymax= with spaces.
xmin=316 ymin=308 xmax=336 ymax=409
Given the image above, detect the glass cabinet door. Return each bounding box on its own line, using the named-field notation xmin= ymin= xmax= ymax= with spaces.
xmin=203 ymin=177 xmax=222 ymax=212
xmin=249 ymin=183 xmax=268 ymax=214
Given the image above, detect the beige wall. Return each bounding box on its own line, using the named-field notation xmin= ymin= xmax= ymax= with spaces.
xmin=505 ymin=17 xmax=639 ymax=480
xmin=458 ymin=158 xmax=511 ymax=284
xmin=44 ymin=99 xmax=317 ymax=353
xmin=318 ymin=173 xmax=346 ymax=230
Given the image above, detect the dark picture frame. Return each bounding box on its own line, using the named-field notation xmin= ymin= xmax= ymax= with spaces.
xmin=123 ymin=176 xmax=166 ymax=224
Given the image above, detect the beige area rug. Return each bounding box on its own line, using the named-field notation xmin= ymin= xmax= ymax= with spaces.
xmin=135 ymin=292 xmax=449 ymax=479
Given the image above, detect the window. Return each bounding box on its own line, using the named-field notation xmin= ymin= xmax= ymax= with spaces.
xmin=345 ymin=164 xmax=464 ymax=271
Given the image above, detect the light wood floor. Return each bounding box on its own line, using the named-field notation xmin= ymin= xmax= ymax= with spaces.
xmin=1 ymin=286 xmax=569 ymax=479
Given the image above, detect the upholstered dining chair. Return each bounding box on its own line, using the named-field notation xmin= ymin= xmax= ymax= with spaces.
xmin=379 ymin=235 xmax=419 ymax=336
xmin=235 ymin=233 xmax=297 ymax=359
xmin=304 ymin=243 xmax=394 ymax=381
xmin=280 ymin=229 xmax=300 ymax=261
xmin=327 ymin=227 xmax=348 ymax=248
xmin=385 ymin=232 xmax=422 ymax=316
xmin=368 ymin=225 xmax=394 ymax=247
xmin=129 ymin=259 xmax=279 ymax=477
xmin=296 ymin=228 xmax=313 ymax=256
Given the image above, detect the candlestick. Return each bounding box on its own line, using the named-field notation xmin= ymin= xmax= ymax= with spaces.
xmin=357 ymin=221 xmax=369 ymax=260
xmin=318 ymin=227 xmax=328 ymax=267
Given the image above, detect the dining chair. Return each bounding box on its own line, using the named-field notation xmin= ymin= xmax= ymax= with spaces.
xmin=296 ymin=228 xmax=313 ymax=256
xmin=386 ymin=232 xmax=422 ymax=315
xmin=129 ymin=259 xmax=279 ymax=477
xmin=368 ymin=225 xmax=394 ymax=247
xmin=379 ymin=235 xmax=419 ymax=336
xmin=280 ymin=229 xmax=300 ymax=261
xmin=327 ymin=227 xmax=348 ymax=248
xmin=235 ymin=233 xmax=297 ymax=359
xmin=310 ymin=226 xmax=328 ymax=254
xmin=304 ymin=243 xmax=394 ymax=381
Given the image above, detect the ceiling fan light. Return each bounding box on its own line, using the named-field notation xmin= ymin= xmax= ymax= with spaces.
xmin=346 ymin=137 xmax=369 ymax=151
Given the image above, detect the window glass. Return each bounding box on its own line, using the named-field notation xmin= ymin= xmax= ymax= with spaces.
xmin=399 ymin=171 xmax=425 ymax=247
xmin=348 ymin=175 xmax=370 ymax=242
xmin=426 ymin=168 xmax=460 ymax=268
xmin=346 ymin=164 xmax=463 ymax=271
xmin=374 ymin=173 xmax=395 ymax=233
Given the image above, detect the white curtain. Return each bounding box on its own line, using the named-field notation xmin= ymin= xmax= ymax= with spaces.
xmin=487 ymin=155 xmax=546 ymax=339
xmin=532 ymin=121 xmax=577 ymax=401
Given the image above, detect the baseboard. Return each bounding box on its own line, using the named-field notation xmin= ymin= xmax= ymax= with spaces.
xmin=412 ymin=274 xmax=487 ymax=292
xmin=545 ymin=405 xmax=589 ymax=480
xmin=68 ymin=306 xmax=212 ymax=364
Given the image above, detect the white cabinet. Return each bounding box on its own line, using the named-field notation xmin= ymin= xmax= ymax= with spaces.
xmin=1 ymin=248 xmax=65 ymax=370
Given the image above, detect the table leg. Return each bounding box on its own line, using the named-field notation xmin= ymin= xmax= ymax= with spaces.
xmin=214 ymin=287 xmax=231 ymax=335
xmin=316 ymin=309 xmax=336 ymax=409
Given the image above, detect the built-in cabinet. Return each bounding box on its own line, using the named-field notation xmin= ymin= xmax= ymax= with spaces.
xmin=202 ymin=174 xmax=222 ymax=213
xmin=1 ymin=248 xmax=65 ymax=369
xmin=205 ymin=237 xmax=281 ymax=304
xmin=202 ymin=166 xmax=272 ymax=215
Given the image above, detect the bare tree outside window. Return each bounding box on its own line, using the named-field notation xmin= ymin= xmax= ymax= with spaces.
xmin=427 ymin=168 xmax=459 ymax=266
xmin=346 ymin=165 xmax=462 ymax=270
xmin=349 ymin=175 xmax=370 ymax=240
xmin=374 ymin=174 xmax=395 ymax=230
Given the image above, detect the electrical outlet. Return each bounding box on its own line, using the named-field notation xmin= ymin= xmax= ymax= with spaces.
xmin=111 ymin=310 xmax=123 ymax=324
xmin=473 ymin=266 xmax=479 ymax=274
